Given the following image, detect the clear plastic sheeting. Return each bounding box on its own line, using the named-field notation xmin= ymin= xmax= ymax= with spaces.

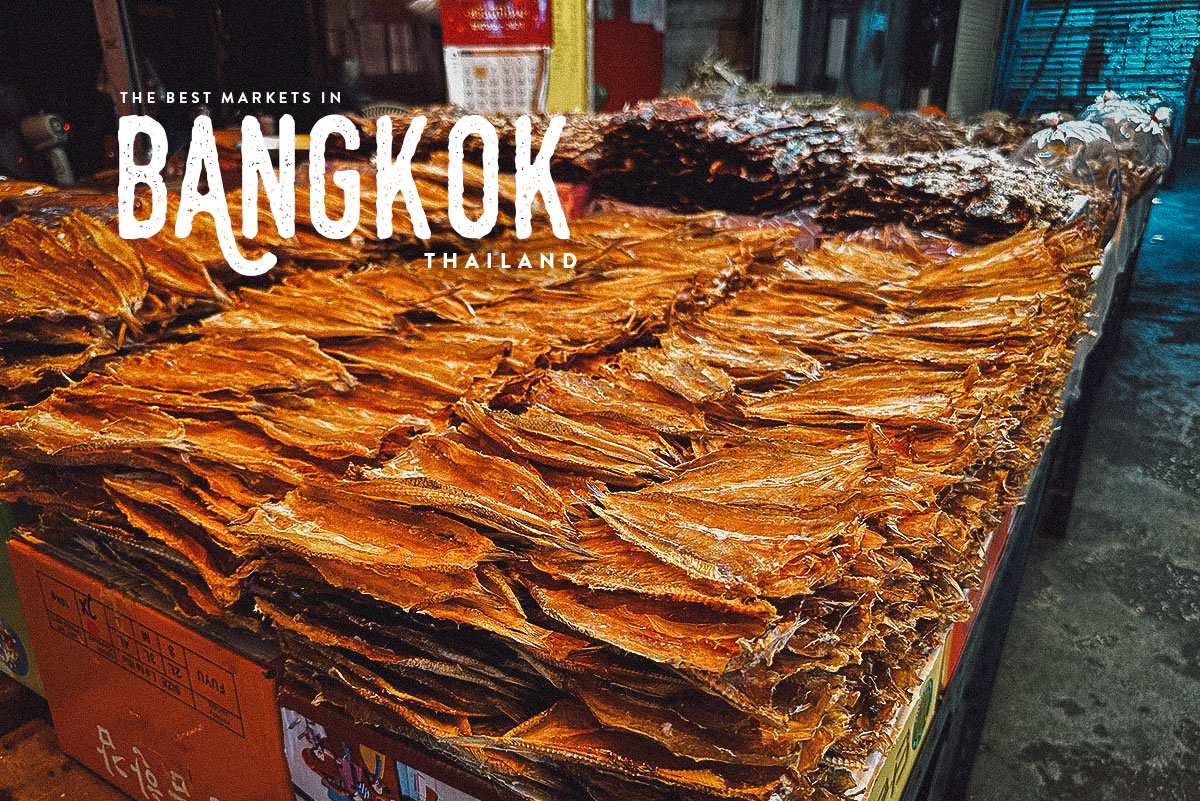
xmin=1079 ymin=95 xmax=1171 ymax=198
xmin=1012 ymin=121 xmax=1122 ymax=238
xmin=1090 ymin=89 xmax=1175 ymax=130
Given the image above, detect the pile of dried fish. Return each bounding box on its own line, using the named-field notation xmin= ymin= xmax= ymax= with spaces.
xmin=590 ymin=98 xmax=855 ymax=213
xmin=969 ymin=110 xmax=1163 ymax=200
xmin=683 ymin=52 xmax=779 ymax=105
xmin=966 ymin=114 xmax=1059 ymax=155
xmin=351 ymin=109 xmax=609 ymax=181
xmin=0 ymin=178 xmax=235 ymax=399
xmin=853 ymin=111 xmax=969 ymax=154
xmin=0 ymin=200 xmax=146 ymax=396
xmin=1114 ymin=156 xmax=1163 ymax=201
xmin=0 ymin=193 xmax=1099 ymax=800
xmin=581 ymin=100 xmax=1102 ymax=243
xmin=0 ymin=151 xmax=547 ymax=401
xmin=818 ymin=149 xmax=1112 ymax=243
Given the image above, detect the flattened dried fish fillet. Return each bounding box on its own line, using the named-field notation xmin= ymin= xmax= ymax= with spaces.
xmin=235 ymin=484 xmax=498 ymax=572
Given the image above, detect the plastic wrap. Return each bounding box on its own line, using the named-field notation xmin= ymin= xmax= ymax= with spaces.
xmin=1080 ymin=97 xmax=1171 ymax=170
xmin=1013 ymin=121 xmax=1122 ymax=198
xmin=1091 ymin=89 xmax=1174 ymax=128
xmin=1012 ymin=121 xmax=1122 ymax=240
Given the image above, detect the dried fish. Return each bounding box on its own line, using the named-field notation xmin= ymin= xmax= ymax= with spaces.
xmin=0 ymin=123 xmax=1103 ymax=801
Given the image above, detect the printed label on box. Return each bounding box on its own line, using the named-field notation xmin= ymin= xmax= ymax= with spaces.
xmin=863 ymin=642 xmax=949 ymax=801
xmin=37 ymin=570 xmax=246 ymax=736
xmin=281 ymin=707 xmax=485 ymax=801
xmin=0 ymin=615 xmax=30 ymax=678
xmin=95 ymin=723 xmax=223 ymax=801
xmin=1 ymin=508 xmax=43 ymax=694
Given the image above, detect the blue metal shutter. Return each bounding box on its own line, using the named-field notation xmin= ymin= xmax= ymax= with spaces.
xmin=994 ymin=1 xmax=1200 ymax=128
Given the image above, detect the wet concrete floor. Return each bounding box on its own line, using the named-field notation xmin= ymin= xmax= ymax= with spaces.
xmin=965 ymin=150 xmax=1200 ymax=800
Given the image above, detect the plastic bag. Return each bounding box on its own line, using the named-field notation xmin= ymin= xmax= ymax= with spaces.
xmin=1011 ymin=120 xmax=1122 ymax=240
xmin=1012 ymin=121 xmax=1122 ymax=199
xmin=1080 ymin=96 xmax=1170 ymax=171
xmin=1091 ymin=89 xmax=1174 ymax=128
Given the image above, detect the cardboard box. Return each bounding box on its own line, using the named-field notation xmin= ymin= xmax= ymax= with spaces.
xmin=944 ymin=508 xmax=1014 ymax=684
xmin=281 ymin=648 xmax=952 ymax=801
xmin=0 ymin=505 xmax=43 ymax=695
xmin=864 ymin=641 xmax=949 ymax=801
xmin=9 ymin=536 xmax=294 ymax=801
xmin=279 ymin=684 xmax=515 ymax=801
xmin=841 ymin=637 xmax=949 ymax=801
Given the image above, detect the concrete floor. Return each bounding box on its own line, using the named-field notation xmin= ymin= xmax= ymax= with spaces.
xmin=966 ymin=152 xmax=1200 ymax=800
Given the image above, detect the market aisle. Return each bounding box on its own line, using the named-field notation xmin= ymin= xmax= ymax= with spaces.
xmin=966 ymin=150 xmax=1200 ymax=800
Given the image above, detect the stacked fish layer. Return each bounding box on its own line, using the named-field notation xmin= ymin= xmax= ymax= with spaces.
xmin=591 ymin=98 xmax=855 ymax=213
xmin=967 ymin=114 xmax=1054 ymax=155
xmin=818 ymin=149 xmax=1111 ymax=243
xmin=853 ymin=112 xmax=969 ymax=154
xmin=0 ymin=155 xmax=540 ymax=402
xmin=0 ymin=201 xmax=1098 ymax=800
xmin=0 ymin=180 xmax=228 ymax=400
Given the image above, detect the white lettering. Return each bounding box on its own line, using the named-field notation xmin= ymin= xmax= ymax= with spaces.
xmin=308 ymin=114 xmax=361 ymax=239
xmin=447 ymin=115 xmax=499 ymax=239
xmin=176 ymin=116 xmax=274 ymax=276
xmin=514 ymin=115 xmax=569 ymax=239
xmin=117 ymin=116 xmax=168 ymax=239
xmin=375 ymin=115 xmax=430 ymax=240
xmin=241 ymin=114 xmax=296 ymax=240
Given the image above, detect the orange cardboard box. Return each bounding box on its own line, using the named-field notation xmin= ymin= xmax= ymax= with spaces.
xmin=9 ymin=537 xmax=293 ymax=801
xmin=279 ymin=683 xmax=518 ymax=801
xmin=944 ymin=508 xmax=1014 ymax=684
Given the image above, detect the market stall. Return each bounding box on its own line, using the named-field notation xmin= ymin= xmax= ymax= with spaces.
xmin=0 ymin=87 xmax=1173 ymax=801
